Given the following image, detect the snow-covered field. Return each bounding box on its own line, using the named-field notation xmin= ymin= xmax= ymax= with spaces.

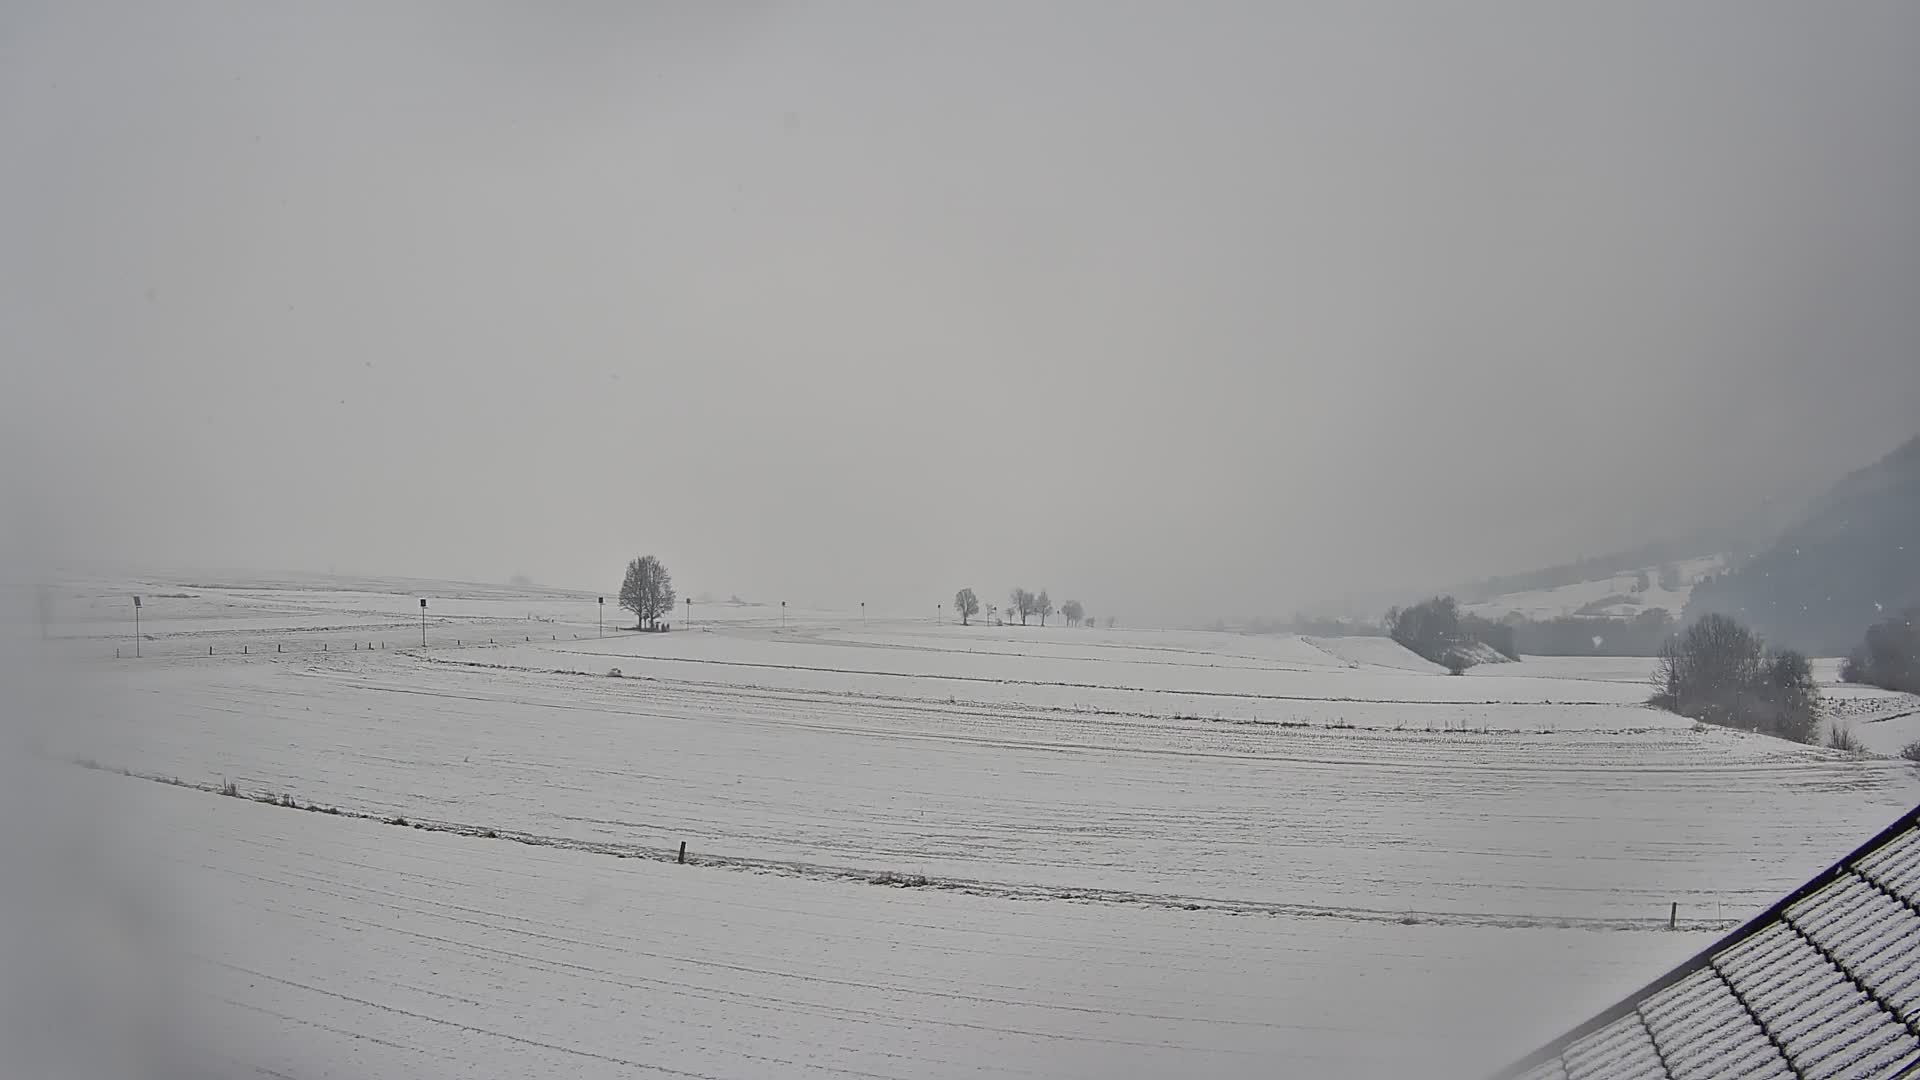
xmin=12 ymin=574 xmax=1920 ymax=1078
xmin=1461 ymin=554 xmax=1724 ymax=620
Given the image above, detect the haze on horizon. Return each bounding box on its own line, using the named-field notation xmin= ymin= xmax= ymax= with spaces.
xmin=5 ymin=2 xmax=1918 ymax=622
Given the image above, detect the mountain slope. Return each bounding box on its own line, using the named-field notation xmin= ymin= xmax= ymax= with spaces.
xmin=1684 ymin=434 xmax=1920 ymax=654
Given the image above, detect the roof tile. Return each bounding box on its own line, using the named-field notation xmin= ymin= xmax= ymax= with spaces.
xmin=1496 ymin=807 xmax=1920 ymax=1080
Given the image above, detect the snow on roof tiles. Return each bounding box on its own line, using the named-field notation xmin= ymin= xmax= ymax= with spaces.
xmin=1500 ymin=805 xmax=1920 ymax=1080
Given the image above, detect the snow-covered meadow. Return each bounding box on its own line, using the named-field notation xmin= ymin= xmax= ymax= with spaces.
xmin=14 ymin=574 xmax=1920 ymax=1078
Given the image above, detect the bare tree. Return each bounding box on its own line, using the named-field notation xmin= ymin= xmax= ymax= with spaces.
xmin=1008 ymin=587 xmax=1033 ymax=626
xmin=1384 ymin=596 xmax=1464 ymax=666
xmin=1652 ymin=613 xmax=1761 ymax=725
xmin=1061 ymin=599 xmax=1084 ymax=627
xmin=619 ymin=555 xmax=676 ymax=630
xmin=1036 ymin=590 xmax=1054 ymax=627
xmin=954 ymin=587 xmax=981 ymax=626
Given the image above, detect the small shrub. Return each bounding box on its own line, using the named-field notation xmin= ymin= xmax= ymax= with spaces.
xmin=482 ymin=828 xmax=498 ymax=839
xmin=1825 ymin=725 xmax=1865 ymax=753
xmin=1443 ymin=652 xmax=1471 ymax=676
xmin=1900 ymin=741 xmax=1920 ymax=763
xmin=220 ymin=780 xmax=239 ymax=798
xmin=389 ymin=816 xmax=408 ymax=827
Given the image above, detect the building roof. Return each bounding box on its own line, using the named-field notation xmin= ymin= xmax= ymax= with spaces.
xmin=1497 ymin=804 xmax=1920 ymax=1080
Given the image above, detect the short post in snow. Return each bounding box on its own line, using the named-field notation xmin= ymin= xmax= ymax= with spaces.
xmin=132 ymin=595 xmax=141 ymax=658
xmin=598 ymin=597 xmax=604 ymax=638
xmin=1669 ymin=902 xmax=1677 ymax=930
xmin=685 ymin=596 xmax=691 ymax=629
xmin=419 ymin=598 xmax=427 ymax=647
xmin=781 ymin=600 xmax=786 ymax=629
xmin=677 ymin=841 xmax=687 ymax=865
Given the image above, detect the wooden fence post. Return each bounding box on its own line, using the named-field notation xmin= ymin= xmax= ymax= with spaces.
xmin=677 ymin=841 xmax=687 ymax=864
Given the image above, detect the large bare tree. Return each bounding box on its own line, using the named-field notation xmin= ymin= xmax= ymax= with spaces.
xmin=619 ymin=555 xmax=677 ymax=630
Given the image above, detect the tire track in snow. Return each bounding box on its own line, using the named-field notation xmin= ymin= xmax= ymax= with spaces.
xmin=434 ymin=652 xmax=1629 ymax=708
xmin=207 ymin=969 xmax=740 ymax=1079
xmin=77 ymin=760 xmax=1734 ymax=935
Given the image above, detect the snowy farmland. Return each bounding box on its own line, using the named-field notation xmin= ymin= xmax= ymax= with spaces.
xmin=1460 ymin=554 xmax=1725 ymax=620
xmin=14 ymin=574 xmax=1920 ymax=1078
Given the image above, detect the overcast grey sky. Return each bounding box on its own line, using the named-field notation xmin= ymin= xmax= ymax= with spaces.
xmin=4 ymin=2 xmax=1918 ymax=620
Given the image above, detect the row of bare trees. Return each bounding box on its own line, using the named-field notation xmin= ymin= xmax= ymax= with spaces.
xmin=951 ymin=587 xmax=1097 ymax=628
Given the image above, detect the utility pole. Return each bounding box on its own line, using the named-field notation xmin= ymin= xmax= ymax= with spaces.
xmin=781 ymin=600 xmax=786 ymax=629
xmin=132 ymin=595 xmax=141 ymax=657
xmin=598 ymin=597 xmax=604 ymax=637
xmin=937 ymin=602 xmax=942 ymax=624
xmin=861 ymin=601 xmax=865 ymax=627
xmin=685 ymin=596 xmax=691 ymax=629
xmin=419 ymin=598 xmax=427 ymax=647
